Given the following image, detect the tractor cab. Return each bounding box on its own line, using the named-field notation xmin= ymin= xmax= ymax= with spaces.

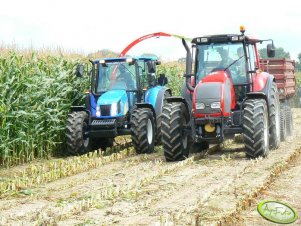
xmin=191 ymin=26 xmax=275 ymax=107
xmin=90 ymin=57 xmax=161 ymax=119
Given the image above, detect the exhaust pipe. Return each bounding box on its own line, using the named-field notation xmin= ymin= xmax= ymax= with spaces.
xmin=182 ymin=38 xmax=194 ymax=91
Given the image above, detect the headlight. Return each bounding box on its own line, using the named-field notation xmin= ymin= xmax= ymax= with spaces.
xmin=111 ymin=102 xmax=118 ymax=116
xmin=196 ymin=103 xmax=205 ymax=110
xmin=211 ymin=102 xmax=221 ymax=109
xmin=96 ymin=106 xmax=101 ymax=117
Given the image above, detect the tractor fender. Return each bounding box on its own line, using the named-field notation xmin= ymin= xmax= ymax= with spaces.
xmin=252 ymin=72 xmax=275 ymax=106
xmin=253 ymin=72 xmax=275 ymax=101
xmin=144 ymin=86 xmax=171 ymax=118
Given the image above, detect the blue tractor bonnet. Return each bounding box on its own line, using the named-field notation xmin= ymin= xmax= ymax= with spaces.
xmin=96 ymin=90 xmax=128 ymax=118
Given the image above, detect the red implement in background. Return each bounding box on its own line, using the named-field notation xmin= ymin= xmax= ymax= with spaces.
xmin=260 ymin=58 xmax=296 ymax=100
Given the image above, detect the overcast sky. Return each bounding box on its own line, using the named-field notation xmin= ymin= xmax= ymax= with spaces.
xmin=0 ymin=0 xmax=300 ymax=60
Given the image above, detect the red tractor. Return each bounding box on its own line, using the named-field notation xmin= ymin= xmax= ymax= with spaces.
xmin=161 ymin=26 xmax=287 ymax=161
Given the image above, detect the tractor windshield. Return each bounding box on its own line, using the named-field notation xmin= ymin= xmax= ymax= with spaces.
xmin=96 ymin=62 xmax=137 ymax=93
xmin=196 ymin=43 xmax=247 ymax=84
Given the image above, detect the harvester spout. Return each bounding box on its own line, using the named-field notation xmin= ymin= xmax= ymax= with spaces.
xmin=182 ymin=38 xmax=194 ymax=91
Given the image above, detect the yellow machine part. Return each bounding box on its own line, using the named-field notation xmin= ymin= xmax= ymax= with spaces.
xmin=204 ymin=123 xmax=215 ymax=133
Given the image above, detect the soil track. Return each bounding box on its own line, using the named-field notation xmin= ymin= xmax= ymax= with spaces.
xmin=0 ymin=109 xmax=301 ymax=226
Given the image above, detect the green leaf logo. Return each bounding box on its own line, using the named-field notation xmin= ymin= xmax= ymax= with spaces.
xmin=257 ymin=200 xmax=298 ymax=224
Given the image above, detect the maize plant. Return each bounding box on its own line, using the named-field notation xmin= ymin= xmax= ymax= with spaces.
xmin=0 ymin=52 xmax=88 ymax=166
xmin=157 ymin=63 xmax=184 ymax=96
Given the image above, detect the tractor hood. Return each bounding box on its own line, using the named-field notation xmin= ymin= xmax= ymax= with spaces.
xmin=98 ymin=90 xmax=127 ymax=105
xmin=96 ymin=90 xmax=128 ymax=117
xmin=193 ymin=71 xmax=236 ymax=118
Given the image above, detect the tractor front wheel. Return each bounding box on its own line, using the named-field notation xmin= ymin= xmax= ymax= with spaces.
xmin=155 ymin=91 xmax=171 ymax=144
xmin=66 ymin=111 xmax=92 ymax=155
xmin=243 ymin=99 xmax=269 ymax=158
xmin=131 ymin=108 xmax=155 ymax=154
xmin=161 ymin=102 xmax=190 ymax=161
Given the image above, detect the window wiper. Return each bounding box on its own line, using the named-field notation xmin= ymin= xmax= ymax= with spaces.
xmin=224 ymin=55 xmax=244 ymax=71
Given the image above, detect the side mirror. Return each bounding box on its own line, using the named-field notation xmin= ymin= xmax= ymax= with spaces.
xmin=147 ymin=61 xmax=156 ymax=73
xmin=76 ymin=64 xmax=84 ymax=77
xmin=158 ymin=73 xmax=168 ymax=86
xmin=148 ymin=73 xmax=157 ymax=87
xmin=155 ymin=60 xmax=161 ymax=65
xmin=267 ymin=43 xmax=275 ymax=58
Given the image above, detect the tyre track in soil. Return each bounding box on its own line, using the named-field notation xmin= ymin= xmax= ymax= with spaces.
xmin=0 ymin=136 xmax=131 ymax=179
xmin=236 ymin=149 xmax=301 ymax=226
xmin=0 ymin=109 xmax=300 ymax=226
xmin=55 ymin=109 xmax=301 ymax=225
xmin=0 ymin=149 xmax=199 ymax=225
xmin=0 ymin=150 xmax=162 ymax=212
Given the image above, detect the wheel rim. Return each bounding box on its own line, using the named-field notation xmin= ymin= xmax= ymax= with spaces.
xmin=147 ymin=119 xmax=153 ymax=144
xmin=83 ymin=121 xmax=90 ymax=148
xmin=182 ymin=118 xmax=188 ymax=149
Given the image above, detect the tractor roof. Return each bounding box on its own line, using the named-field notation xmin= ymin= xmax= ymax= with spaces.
xmin=95 ymin=56 xmax=158 ymax=64
xmin=192 ymin=34 xmax=263 ymax=45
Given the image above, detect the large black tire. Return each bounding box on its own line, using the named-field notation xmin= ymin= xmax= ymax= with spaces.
xmin=66 ymin=111 xmax=92 ymax=155
xmin=155 ymin=91 xmax=171 ymax=144
xmin=269 ymin=83 xmax=281 ymax=149
xmin=285 ymin=106 xmax=293 ymax=136
xmin=243 ymin=99 xmax=269 ymax=158
xmin=280 ymin=106 xmax=287 ymax=142
xmin=161 ymin=102 xmax=190 ymax=161
xmin=131 ymin=108 xmax=155 ymax=154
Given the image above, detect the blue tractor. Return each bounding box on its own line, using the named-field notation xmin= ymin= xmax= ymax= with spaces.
xmin=66 ymin=57 xmax=171 ymax=155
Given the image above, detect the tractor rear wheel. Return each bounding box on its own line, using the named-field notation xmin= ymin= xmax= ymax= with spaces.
xmin=243 ymin=99 xmax=269 ymax=158
xmin=66 ymin=111 xmax=92 ymax=155
xmin=285 ymin=106 xmax=293 ymax=136
xmin=269 ymin=83 xmax=281 ymax=149
xmin=155 ymin=91 xmax=171 ymax=144
xmin=131 ymin=108 xmax=155 ymax=154
xmin=162 ymin=102 xmax=190 ymax=161
xmin=280 ymin=106 xmax=287 ymax=141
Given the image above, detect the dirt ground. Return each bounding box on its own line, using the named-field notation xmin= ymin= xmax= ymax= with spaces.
xmin=0 ymin=109 xmax=301 ymax=226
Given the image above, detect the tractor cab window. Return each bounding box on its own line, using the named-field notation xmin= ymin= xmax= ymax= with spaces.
xmin=246 ymin=44 xmax=257 ymax=72
xmin=196 ymin=43 xmax=247 ymax=85
xmin=96 ymin=62 xmax=137 ymax=93
xmin=138 ymin=60 xmax=156 ymax=90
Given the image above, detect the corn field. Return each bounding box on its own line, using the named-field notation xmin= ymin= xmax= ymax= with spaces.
xmin=0 ymin=52 xmax=87 ymax=166
xmin=157 ymin=62 xmax=185 ymax=96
